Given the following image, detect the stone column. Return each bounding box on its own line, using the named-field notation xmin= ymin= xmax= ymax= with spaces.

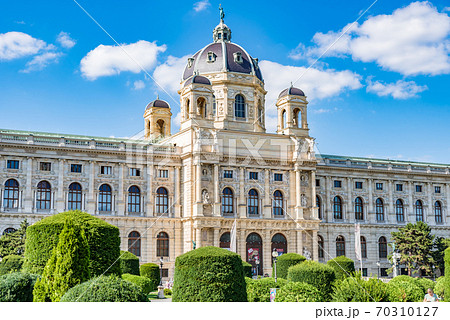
xmin=213 ymin=228 xmax=220 ymax=248
xmin=196 ymin=163 xmax=202 ymax=203
xmin=368 ymin=178 xmax=373 ymax=222
xmin=174 ymin=166 xmax=181 ymax=218
xmin=240 ymin=229 xmax=246 ymax=262
xmin=87 ymin=161 xmax=96 ymax=213
xmin=311 ymin=171 xmax=316 ymax=219
xmin=427 ymin=182 xmax=432 ymax=223
xmin=388 ymin=180 xmax=394 ymax=223
xmin=325 ymin=176 xmax=331 ymax=222
xmin=239 ymin=167 xmax=246 ymax=218
xmin=312 ymin=230 xmax=318 ymax=261
xmin=347 ymin=177 xmax=352 ymax=222
xmin=213 ymin=164 xmax=220 ymax=216
xmin=146 ymin=164 xmax=153 ymax=217
xmin=263 ymin=169 xmax=271 ymax=218
xmin=24 ymin=157 xmax=33 ymax=212
xmin=297 ymin=230 xmax=303 ymax=255
xmin=408 ymin=181 xmax=413 ymax=222
xmin=263 ymin=230 xmax=271 ymax=274
xmin=55 ymin=159 xmax=65 ymax=212
xmin=118 ymin=163 xmax=125 ymax=216
xmin=175 ymin=224 xmax=183 ymax=257
xmin=295 ymin=167 xmax=303 ymax=219
xmin=196 ymin=228 xmax=202 ymax=248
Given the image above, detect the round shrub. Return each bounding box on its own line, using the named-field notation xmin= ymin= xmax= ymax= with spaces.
xmin=388 ymin=281 xmax=423 ymax=302
xmin=327 ymin=256 xmax=355 ymax=280
xmin=119 ymin=251 xmax=140 ymax=275
xmin=0 ymin=272 xmax=39 ymax=302
xmin=272 ymin=253 xmax=306 ymax=279
xmin=242 ymin=261 xmax=252 ymax=278
xmin=287 ymin=261 xmax=336 ymax=300
xmin=332 ymin=274 xmax=389 ymax=302
xmin=164 ymin=288 xmax=172 ymax=296
xmin=60 ymin=275 xmax=147 ymax=302
xmin=172 ymin=246 xmax=247 ymax=302
xmin=0 ymin=255 xmax=24 ymax=275
xmin=140 ymin=263 xmax=160 ymax=291
xmin=434 ymin=276 xmax=445 ymax=300
xmin=23 ymin=210 xmax=120 ymax=276
xmin=416 ymin=277 xmax=435 ymax=294
xmin=275 ymin=281 xmax=323 ymax=302
xmin=245 ymin=277 xmax=288 ymax=302
xmin=122 ymin=273 xmax=152 ymax=295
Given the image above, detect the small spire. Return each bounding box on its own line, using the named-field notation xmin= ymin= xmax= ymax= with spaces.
xmin=156 ymin=93 xmax=159 ymax=100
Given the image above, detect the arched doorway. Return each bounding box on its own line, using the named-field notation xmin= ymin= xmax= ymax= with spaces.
xmin=219 ymin=232 xmax=230 ymax=249
xmin=271 ymin=233 xmax=287 ymax=256
xmin=246 ymin=232 xmax=263 ymax=276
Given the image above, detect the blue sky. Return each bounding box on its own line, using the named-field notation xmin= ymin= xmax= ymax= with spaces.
xmin=0 ymin=0 xmax=449 ymax=163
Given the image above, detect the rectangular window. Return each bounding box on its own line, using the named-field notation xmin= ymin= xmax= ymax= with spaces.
xmin=101 ymin=166 xmax=112 ymax=175
xmin=334 ymin=180 xmax=342 ymax=188
xmin=376 ymin=183 xmax=383 ymax=190
xmin=158 ymin=169 xmax=169 ymax=178
xmin=355 ymin=182 xmax=363 ymax=189
xmin=40 ymin=162 xmax=51 ymax=171
xmin=359 ymin=268 xmax=368 ymax=277
xmin=416 ymin=185 xmax=422 ymax=193
xmin=380 ymin=268 xmax=388 ymax=277
xmin=435 ymin=186 xmax=441 ymax=194
xmin=274 ymin=173 xmax=283 ymax=182
xmin=249 ymin=172 xmax=258 ymax=180
xmin=71 ymin=164 xmax=82 ymax=173
xmin=396 ymin=184 xmax=403 ymax=192
xmin=129 ymin=168 xmax=141 ymax=177
xmin=7 ymin=160 xmax=19 ymax=169
xmin=224 ymin=170 xmax=233 ymax=179
xmin=316 ymin=179 xmax=320 ymax=187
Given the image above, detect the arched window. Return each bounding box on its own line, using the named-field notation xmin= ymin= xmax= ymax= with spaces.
xmin=222 ymin=187 xmax=234 ymax=216
xmin=98 ymin=184 xmax=112 ymax=212
xmin=293 ymin=108 xmax=300 ymax=128
xmin=234 ymin=94 xmax=245 ymax=118
xmin=212 ymin=95 xmax=216 ymax=117
xmin=361 ymin=236 xmax=367 ymax=259
xmin=281 ymin=110 xmax=286 ymax=129
xmin=415 ymin=200 xmax=423 ymax=222
xmin=318 ymin=235 xmax=324 ymax=259
xmin=336 ymin=235 xmax=346 ymax=257
xmin=156 ymin=119 xmax=165 ymax=136
xmin=247 ymin=189 xmax=259 ymax=216
xmin=186 ymin=99 xmax=190 ymax=119
xmin=246 ymin=233 xmax=263 ymax=275
xmin=4 ymin=179 xmax=19 ymax=209
xmin=156 ymin=187 xmax=169 ymax=215
xmin=36 ymin=181 xmax=51 ymax=210
xmin=333 ymin=196 xmax=343 ymax=220
xmin=220 ymin=232 xmax=230 ymax=249
xmin=435 ymin=201 xmax=443 ymax=223
xmin=378 ymin=236 xmax=388 ymax=259
xmin=258 ymin=102 xmax=263 ymax=124
xmin=2 ymin=227 xmax=16 ymax=236
xmin=396 ymin=199 xmax=404 ymax=222
xmin=355 ymin=197 xmax=363 ymax=220
xmin=316 ymin=196 xmax=322 ymax=219
xmin=68 ymin=182 xmax=82 ymax=210
xmin=157 ymin=232 xmax=169 ymax=257
xmin=376 ymin=198 xmax=384 ymax=221
xmin=271 ymin=233 xmax=287 ymax=255
xmin=273 ymin=190 xmax=284 ymax=216
xmin=128 ymin=186 xmax=141 ymax=213
xmin=128 ymin=231 xmax=141 ymax=257
xmin=197 ymin=97 xmax=207 ymax=118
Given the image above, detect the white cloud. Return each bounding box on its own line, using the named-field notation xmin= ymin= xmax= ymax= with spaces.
xmin=0 ymin=31 xmax=47 ymax=60
xmin=366 ymin=79 xmax=428 ymax=99
xmin=152 ymin=55 xmax=191 ymax=93
xmin=293 ymin=1 xmax=450 ymax=76
xmin=133 ymin=80 xmax=146 ymax=90
xmin=260 ymin=60 xmax=362 ymax=114
xmin=193 ymin=0 xmax=210 ymax=12
xmin=21 ymin=51 xmax=62 ymax=73
xmin=80 ymin=40 xmax=167 ymax=80
xmin=56 ymin=31 xmax=76 ymax=49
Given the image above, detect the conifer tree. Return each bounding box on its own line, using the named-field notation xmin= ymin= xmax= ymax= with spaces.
xmin=0 ymin=219 xmax=28 ymax=257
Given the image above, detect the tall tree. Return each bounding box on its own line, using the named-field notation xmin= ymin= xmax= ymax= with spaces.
xmin=432 ymin=237 xmax=450 ymax=276
xmin=0 ymin=219 xmax=28 ymax=257
xmin=391 ymin=222 xmax=435 ymax=276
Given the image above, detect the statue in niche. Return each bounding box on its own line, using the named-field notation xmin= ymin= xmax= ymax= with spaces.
xmin=303 ymin=247 xmax=311 ymax=260
xmin=202 ymin=189 xmax=210 ymax=204
xmin=301 ymin=194 xmax=307 ymax=207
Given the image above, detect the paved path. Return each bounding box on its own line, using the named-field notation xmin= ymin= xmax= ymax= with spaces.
xmin=150 ymin=298 xmax=172 ymax=302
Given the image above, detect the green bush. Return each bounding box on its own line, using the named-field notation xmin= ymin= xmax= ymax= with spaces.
xmin=140 ymin=263 xmax=160 ymax=291
xmin=60 ymin=275 xmax=147 ymax=302
xmin=245 ymin=277 xmax=288 ymax=302
xmin=164 ymin=288 xmax=172 ymax=296
xmin=389 ymin=275 xmax=432 ymax=295
xmin=445 ymin=247 xmax=450 ymax=301
xmin=272 ymin=253 xmax=306 ymax=279
xmin=275 ymin=281 xmax=323 ymax=302
xmin=33 ymin=220 xmax=91 ymax=302
xmin=172 ymin=246 xmax=247 ymax=302
xmin=122 ymin=273 xmax=152 ymax=295
xmin=332 ymin=273 xmax=389 ymax=302
xmin=327 ymin=256 xmax=355 ymax=280
xmin=23 ymin=210 xmax=120 ymax=276
xmin=120 ymin=250 xmax=140 ymax=275
xmin=242 ymin=261 xmax=252 ymax=278
xmin=0 ymin=272 xmax=39 ymax=302
xmin=287 ymin=261 xmax=336 ymax=300
xmin=0 ymin=255 xmax=24 ymax=275
xmin=416 ymin=277 xmax=435 ymax=294
xmin=387 ymin=281 xmax=423 ymax=302
xmin=434 ymin=276 xmax=445 ymax=300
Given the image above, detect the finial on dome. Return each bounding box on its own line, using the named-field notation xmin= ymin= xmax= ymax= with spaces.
xmin=213 ymin=5 xmax=231 ymax=43
xmin=157 ymin=93 xmax=159 ymax=100
xmin=219 ymin=5 xmax=225 ymax=22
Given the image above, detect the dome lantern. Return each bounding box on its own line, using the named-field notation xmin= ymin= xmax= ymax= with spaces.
xmin=213 ymin=6 xmax=231 ymax=43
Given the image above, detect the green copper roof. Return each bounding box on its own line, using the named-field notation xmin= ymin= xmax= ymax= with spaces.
xmin=318 ymin=154 xmax=449 ymax=168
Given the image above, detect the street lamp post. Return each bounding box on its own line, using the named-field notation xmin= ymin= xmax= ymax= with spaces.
xmin=255 ymin=259 xmax=260 ymax=278
xmin=157 ymin=257 xmax=165 ymax=299
xmin=272 ymin=249 xmax=278 ymax=283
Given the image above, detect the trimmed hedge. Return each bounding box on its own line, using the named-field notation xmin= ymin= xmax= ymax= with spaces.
xmin=120 ymin=251 xmax=140 ymax=275
xmin=416 ymin=277 xmax=435 ymax=294
xmin=272 ymin=253 xmax=306 ymax=279
xmin=445 ymin=247 xmax=450 ymax=301
xmin=0 ymin=255 xmax=24 ymax=275
xmin=275 ymin=281 xmax=323 ymax=302
xmin=332 ymin=274 xmax=389 ymax=302
xmin=172 ymin=246 xmax=247 ymax=302
xmin=387 ymin=281 xmax=423 ymax=302
xmin=327 ymin=256 xmax=355 ymax=280
xmin=140 ymin=263 xmax=160 ymax=291
xmin=242 ymin=261 xmax=252 ymax=278
xmin=435 ymin=276 xmax=445 ymax=300
xmin=122 ymin=273 xmax=153 ymax=295
xmin=0 ymin=272 xmax=39 ymax=302
xmin=287 ymin=261 xmax=336 ymax=300
xmin=60 ymin=275 xmax=147 ymax=302
xmin=23 ymin=210 xmax=120 ymax=276
xmin=245 ymin=277 xmax=288 ymax=302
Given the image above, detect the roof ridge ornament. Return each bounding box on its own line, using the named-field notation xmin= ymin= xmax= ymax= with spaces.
xmin=219 ymin=5 xmax=225 ymax=22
